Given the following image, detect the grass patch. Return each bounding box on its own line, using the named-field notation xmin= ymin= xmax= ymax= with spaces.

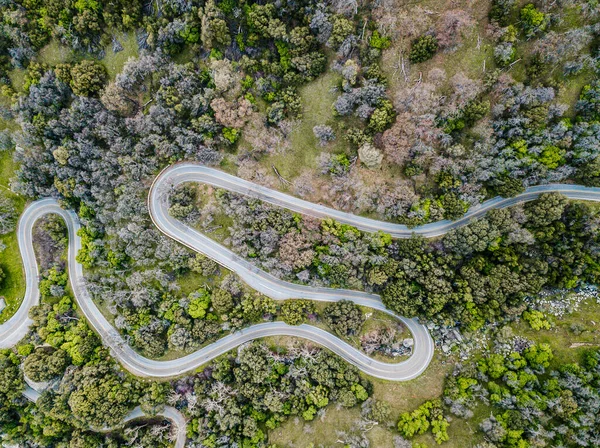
xmin=264 ymin=69 xmax=346 ymax=182
xmin=0 ymin=149 xmax=25 ymax=323
xmin=556 ymin=70 xmax=592 ymax=117
xmin=268 ymin=351 xmax=453 ymax=447
xmin=511 ymin=297 xmax=600 ymax=366
xmin=36 ymin=39 xmax=73 ymax=66
xmin=8 ymin=68 xmax=26 ymax=93
xmin=382 ymin=1 xmax=495 ymax=93
xmin=102 ymin=32 xmax=139 ymax=80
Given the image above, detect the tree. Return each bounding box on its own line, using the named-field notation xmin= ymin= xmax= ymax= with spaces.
xmin=522 ymin=309 xmax=551 ymax=330
xmin=280 ymin=299 xmax=316 ymax=325
xmin=200 ymin=0 xmax=231 ymax=49
xmin=577 ymin=81 xmax=600 ymax=121
xmin=188 ymin=253 xmax=219 ymax=277
xmin=435 ymin=10 xmax=475 ymax=50
xmin=23 ymin=348 xmax=70 ymax=382
xmin=489 ymin=0 xmax=516 ymax=26
xmin=328 ymin=16 xmax=354 ymax=48
xmin=187 ymin=289 xmax=211 ymax=319
xmin=520 ymin=4 xmax=548 ymax=37
xmin=358 ymin=143 xmax=383 ymax=169
xmin=67 ymin=360 xmax=138 ymax=428
xmin=0 ymin=349 xmax=24 ymax=417
xmin=365 ymin=398 xmax=391 ymax=423
xmin=524 ymin=192 xmax=566 ymax=228
xmin=323 ymin=300 xmax=365 ymax=336
xmin=382 ymin=279 xmax=422 ymax=317
xmin=212 ymin=289 xmax=235 ymax=314
xmin=313 ymin=125 xmax=336 ymax=146
xmin=409 ymin=35 xmax=438 ymax=63
xmin=70 ymin=60 xmax=108 ymax=97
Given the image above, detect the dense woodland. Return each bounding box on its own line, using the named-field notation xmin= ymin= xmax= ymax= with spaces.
xmin=0 ymin=0 xmax=599 ymax=446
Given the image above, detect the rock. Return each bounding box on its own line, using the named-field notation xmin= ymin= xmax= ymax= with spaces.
xmin=402 ymin=338 xmax=414 ymax=348
xmin=441 ymin=344 xmax=451 ymax=354
xmin=0 ymin=297 xmax=5 ymax=314
xmin=452 ymin=329 xmax=463 ymax=342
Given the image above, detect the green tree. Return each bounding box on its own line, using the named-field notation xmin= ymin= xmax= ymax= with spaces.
xmin=212 ymin=289 xmax=235 ymax=314
xmin=409 ymin=35 xmax=438 ymax=63
xmin=23 ymin=348 xmax=70 ymax=382
xmin=323 ymin=300 xmax=365 ymax=337
xmin=67 ymin=360 xmax=138 ymax=428
xmin=0 ymin=349 xmax=24 ymax=417
xmin=188 ymin=288 xmax=212 ymax=319
xmin=280 ymin=299 xmax=315 ymax=325
xmin=524 ymin=192 xmax=566 ymax=228
xmin=70 ymin=60 xmax=108 ymax=97
xmin=520 ymin=4 xmax=548 ymax=37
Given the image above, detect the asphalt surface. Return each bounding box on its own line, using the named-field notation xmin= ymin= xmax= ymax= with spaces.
xmin=22 ymin=386 xmax=187 ymax=448
xmin=6 ymin=165 xmax=596 ymax=395
xmin=0 ymin=198 xmax=433 ymax=381
xmin=4 ymin=163 xmax=600 ymax=442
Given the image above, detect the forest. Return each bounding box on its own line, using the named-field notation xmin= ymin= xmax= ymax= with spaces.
xmin=0 ymin=0 xmax=599 ymax=446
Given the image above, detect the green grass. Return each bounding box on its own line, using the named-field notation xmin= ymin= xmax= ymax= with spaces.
xmin=382 ymin=1 xmax=495 ymax=94
xmin=556 ymin=70 xmax=593 ymax=117
xmin=511 ymin=297 xmax=600 ymax=366
xmin=0 ymin=149 xmax=26 ymax=323
xmin=263 ymin=69 xmax=347 ymax=182
xmin=269 ymin=296 xmax=600 ymax=447
xmin=102 ymin=32 xmax=139 ymax=80
xmin=8 ymin=68 xmax=26 ymax=93
xmin=37 ymin=39 xmax=73 ymax=66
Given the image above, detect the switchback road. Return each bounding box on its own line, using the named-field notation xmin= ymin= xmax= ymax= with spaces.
xmin=0 ymin=197 xmax=432 ymax=381
xmin=6 ymin=164 xmax=596 ymax=403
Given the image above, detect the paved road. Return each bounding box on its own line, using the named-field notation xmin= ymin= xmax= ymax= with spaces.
xmin=6 ymin=165 xmax=598 ymax=397
xmin=154 ymin=163 xmax=600 ymax=238
xmin=4 ymin=163 xmax=600 ymax=442
xmin=22 ymin=386 xmax=187 ymax=448
xmin=0 ymin=199 xmax=433 ymax=381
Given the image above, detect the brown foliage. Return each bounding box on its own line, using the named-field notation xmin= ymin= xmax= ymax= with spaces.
xmin=435 ymin=9 xmax=476 ymax=50
xmin=278 ymin=231 xmax=315 ymax=270
xmin=210 ymin=97 xmax=253 ymax=128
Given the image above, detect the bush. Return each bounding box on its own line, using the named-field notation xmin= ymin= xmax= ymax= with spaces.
xmin=489 ymin=0 xmax=516 ymax=26
xmin=323 ymin=300 xmax=365 ymax=336
xmin=70 ymin=60 xmax=108 ymax=97
xmin=188 ymin=289 xmax=212 ymax=319
xmin=520 ymin=4 xmax=548 ymax=37
xmin=280 ymin=299 xmax=316 ymax=325
xmin=494 ymin=42 xmax=516 ymax=67
xmin=313 ymin=125 xmax=336 ymax=146
xmin=522 ymin=309 xmax=551 ymax=331
xmin=409 ymin=35 xmax=438 ymax=63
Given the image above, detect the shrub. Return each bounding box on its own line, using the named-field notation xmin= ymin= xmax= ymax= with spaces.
xmin=520 ymin=4 xmax=548 ymax=37
xmin=323 ymin=300 xmax=365 ymax=336
xmin=313 ymin=125 xmax=336 ymax=146
xmin=522 ymin=310 xmax=551 ymax=330
xmin=489 ymin=0 xmax=516 ymax=26
xmin=409 ymin=35 xmax=438 ymax=63
xmin=70 ymin=60 xmax=108 ymax=97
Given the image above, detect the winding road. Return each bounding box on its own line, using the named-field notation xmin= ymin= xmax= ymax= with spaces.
xmin=1 ymin=176 xmax=435 ymax=381
xmin=4 ymin=162 xmax=600 ymax=443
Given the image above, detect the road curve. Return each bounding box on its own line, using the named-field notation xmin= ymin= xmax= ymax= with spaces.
xmin=22 ymin=386 xmax=187 ymax=448
xmin=0 ymin=199 xmax=433 ymax=381
xmin=153 ymin=163 xmax=600 ymax=238
xmin=4 ymin=163 xmax=600 ymax=445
